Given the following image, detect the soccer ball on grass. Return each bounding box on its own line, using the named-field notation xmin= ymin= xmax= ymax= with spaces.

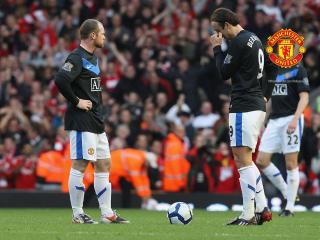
xmin=167 ymin=202 xmax=193 ymax=225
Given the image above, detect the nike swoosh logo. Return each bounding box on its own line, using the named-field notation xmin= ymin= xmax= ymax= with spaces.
xmin=256 ymin=190 xmax=262 ymax=194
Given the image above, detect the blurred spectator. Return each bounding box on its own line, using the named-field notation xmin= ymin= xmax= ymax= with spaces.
xmin=212 ymin=142 xmax=240 ymax=193
xmin=150 ymin=138 xmax=164 ymax=189
xmin=113 ymin=64 xmax=145 ymax=102
xmin=214 ymin=101 xmax=230 ymax=145
xmin=0 ymin=137 xmax=23 ymax=188
xmin=115 ymin=124 xmax=131 ymax=147
xmin=166 ymin=94 xmax=191 ymax=125
xmin=187 ymin=133 xmax=216 ymax=192
xmin=192 ymin=101 xmax=220 ymax=129
xmin=135 ymin=133 xmax=149 ymax=151
xmin=122 ymin=91 xmax=143 ymax=121
xmin=173 ymin=57 xmax=201 ymax=112
xmin=256 ymin=0 xmax=283 ymax=23
xmin=119 ymin=107 xmax=140 ymax=146
xmin=177 ymin=110 xmax=195 ymax=144
xmin=15 ymin=144 xmax=37 ymax=189
xmin=27 ymin=125 xmax=45 ymax=155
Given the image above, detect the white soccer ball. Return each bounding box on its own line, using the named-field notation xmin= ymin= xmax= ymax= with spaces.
xmin=167 ymin=202 xmax=193 ymax=225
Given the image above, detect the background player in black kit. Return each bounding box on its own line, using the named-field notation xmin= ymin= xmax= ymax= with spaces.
xmin=210 ymin=8 xmax=277 ymax=225
xmin=257 ymin=64 xmax=309 ymax=217
xmin=55 ymin=19 xmax=129 ymax=224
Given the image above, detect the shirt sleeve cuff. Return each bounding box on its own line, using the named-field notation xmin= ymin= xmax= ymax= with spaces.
xmin=71 ymin=96 xmax=79 ymax=106
xmin=213 ymin=46 xmax=222 ymax=55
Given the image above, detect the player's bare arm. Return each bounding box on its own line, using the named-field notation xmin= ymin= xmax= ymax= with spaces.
xmin=287 ymin=92 xmax=309 ymax=134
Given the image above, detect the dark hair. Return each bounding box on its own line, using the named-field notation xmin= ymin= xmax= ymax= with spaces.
xmin=210 ymin=8 xmax=239 ymax=28
xmin=79 ymin=19 xmax=100 ymax=39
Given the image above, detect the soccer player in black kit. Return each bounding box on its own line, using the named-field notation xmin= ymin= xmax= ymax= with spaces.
xmin=55 ymin=19 xmax=129 ymax=224
xmin=257 ymin=64 xmax=309 ymax=217
xmin=210 ymin=8 xmax=278 ymax=225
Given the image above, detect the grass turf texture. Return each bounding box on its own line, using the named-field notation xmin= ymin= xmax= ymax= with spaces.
xmin=0 ymin=209 xmax=319 ymax=240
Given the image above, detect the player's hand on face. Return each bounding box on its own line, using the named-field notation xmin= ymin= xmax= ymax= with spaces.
xmin=210 ymin=32 xmax=223 ymax=48
xmin=77 ymin=99 xmax=92 ymax=111
xmin=287 ymin=119 xmax=297 ymax=134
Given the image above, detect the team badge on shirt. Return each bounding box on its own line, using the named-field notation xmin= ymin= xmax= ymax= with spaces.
xmin=62 ymin=62 xmax=74 ymax=72
xmin=224 ymin=54 xmax=233 ymax=64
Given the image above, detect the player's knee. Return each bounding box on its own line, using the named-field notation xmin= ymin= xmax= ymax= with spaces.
xmin=105 ymin=159 xmax=111 ymax=171
xmin=232 ymin=153 xmax=245 ymax=168
xmin=94 ymin=159 xmax=111 ymax=173
xmin=285 ymin=159 xmax=298 ymax=170
xmin=232 ymin=148 xmax=252 ymax=168
xmin=285 ymin=153 xmax=298 ymax=170
xmin=72 ymin=160 xmax=88 ymax=173
xmin=256 ymin=157 xmax=265 ymax=170
xmin=256 ymin=153 xmax=271 ymax=170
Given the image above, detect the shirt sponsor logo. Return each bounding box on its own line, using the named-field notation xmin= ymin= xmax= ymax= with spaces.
xmin=62 ymin=62 xmax=73 ymax=72
xmin=224 ymin=54 xmax=232 ymax=64
xmin=91 ymin=77 xmax=102 ymax=92
xmin=266 ymin=29 xmax=305 ymax=68
xmin=272 ymin=84 xmax=288 ymax=95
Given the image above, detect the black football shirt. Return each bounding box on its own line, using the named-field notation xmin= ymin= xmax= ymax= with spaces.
xmin=55 ymin=46 xmax=104 ymax=133
xmin=270 ymin=64 xmax=310 ymax=119
xmin=214 ymin=30 xmax=278 ymax=113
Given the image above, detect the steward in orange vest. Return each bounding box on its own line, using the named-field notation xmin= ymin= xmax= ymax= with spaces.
xmin=110 ymin=148 xmax=158 ymax=209
xmin=163 ymin=125 xmax=190 ymax=192
xmin=36 ymin=150 xmax=65 ymax=184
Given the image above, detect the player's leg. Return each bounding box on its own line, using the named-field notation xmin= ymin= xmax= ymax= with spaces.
xmin=94 ymin=133 xmax=129 ymax=224
xmin=242 ymin=111 xmax=270 ymax=219
xmin=69 ymin=131 xmax=96 ymax=224
xmin=228 ymin=146 xmax=257 ymax=225
xmin=281 ymin=152 xmax=299 ymax=216
xmin=237 ymin=110 xmax=272 ymax=224
xmin=257 ymin=152 xmax=288 ymax=199
xmin=227 ymin=112 xmax=259 ymax=225
xmin=247 ymin=111 xmax=269 ymax=215
xmin=257 ymin=118 xmax=287 ymax=199
xmin=254 ymin=153 xmax=269 ymax=212
xmin=254 ymin=151 xmax=276 ymax=225
xmin=280 ymin=115 xmax=303 ymax=216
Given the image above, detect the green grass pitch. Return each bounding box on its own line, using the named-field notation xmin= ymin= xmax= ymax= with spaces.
xmin=0 ymin=209 xmax=319 ymax=240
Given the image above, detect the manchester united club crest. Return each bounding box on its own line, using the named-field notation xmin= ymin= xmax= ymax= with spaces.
xmin=266 ymin=29 xmax=305 ymax=68
xmin=88 ymin=148 xmax=94 ymax=155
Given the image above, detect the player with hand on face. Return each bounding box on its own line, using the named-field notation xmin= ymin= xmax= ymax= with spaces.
xmin=209 ymin=8 xmax=278 ymax=225
xmin=55 ymin=19 xmax=129 ymax=224
xmin=257 ymin=64 xmax=309 ymax=217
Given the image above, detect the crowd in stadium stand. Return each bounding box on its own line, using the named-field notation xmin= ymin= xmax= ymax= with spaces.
xmin=0 ymin=0 xmax=320 ymax=197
